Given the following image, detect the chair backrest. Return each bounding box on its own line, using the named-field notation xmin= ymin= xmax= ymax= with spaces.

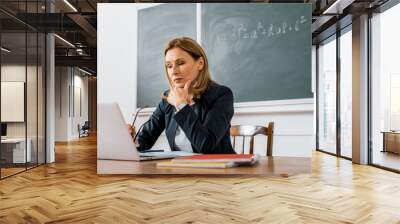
xmin=82 ymin=121 xmax=90 ymax=130
xmin=230 ymin=122 xmax=274 ymax=156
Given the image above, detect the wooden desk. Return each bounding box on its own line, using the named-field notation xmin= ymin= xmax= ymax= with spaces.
xmin=97 ymin=156 xmax=311 ymax=176
xmin=1 ymin=138 xmax=31 ymax=163
xmin=382 ymin=131 xmax=400 ymax=154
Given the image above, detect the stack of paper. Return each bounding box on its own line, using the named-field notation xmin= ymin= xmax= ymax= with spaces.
xmin=157 ymin=154 xmax=259 ymax=168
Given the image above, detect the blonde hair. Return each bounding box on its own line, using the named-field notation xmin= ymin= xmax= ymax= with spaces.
xmin=163 ymin=37 xmax=212 ymax=100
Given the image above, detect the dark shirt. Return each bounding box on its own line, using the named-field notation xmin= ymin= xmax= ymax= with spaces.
xmin=137 ymin=82 xmax=235 ymax=154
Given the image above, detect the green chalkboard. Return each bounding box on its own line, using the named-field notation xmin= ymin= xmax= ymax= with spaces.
xmin=137 ymin=3 xmax=312 ymax=107
xmin=202 ymin=3 xmax=312 ymax=102
xmin=137 ymin=4 xmax=196 ymax=108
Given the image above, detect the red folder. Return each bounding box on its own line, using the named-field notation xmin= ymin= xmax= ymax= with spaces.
xmin=172 ymin=154 xmax=258 ymax=163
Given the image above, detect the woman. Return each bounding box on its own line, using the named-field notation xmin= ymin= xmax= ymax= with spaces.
xmin=130 ymin=37 xmax=235 ymax=154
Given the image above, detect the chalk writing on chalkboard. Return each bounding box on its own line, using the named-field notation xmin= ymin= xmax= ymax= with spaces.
xmin=216 ymin=15 xmax=307 ymax=42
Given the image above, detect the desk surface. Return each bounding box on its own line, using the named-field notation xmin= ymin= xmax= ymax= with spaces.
xmin=1 ymin=138 xmax=26 ymax=143
xmin=381 ymin=131 xmax=400 ymax=134
xmin=97 ymin=156 xmax=311 ymax=176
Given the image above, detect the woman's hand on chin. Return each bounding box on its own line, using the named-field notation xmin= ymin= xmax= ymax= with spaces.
xmin=167 ymin=80 xmax=193 ymax=108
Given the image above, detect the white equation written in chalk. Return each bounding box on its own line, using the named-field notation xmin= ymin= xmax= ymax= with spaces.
xmin=216 ymin=16 xmax=307 ymax=42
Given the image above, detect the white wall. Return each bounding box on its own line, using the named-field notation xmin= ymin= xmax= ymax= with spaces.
xmin=72 ymin=73 xmax=89 ymax=137
xmin=55 ymin=67 xmax=69 ymax=141
xmin=1 ymin=65 xmax=39 ymax=137
xmin=1 ymin=82 xmax=24 ymax=123
xmin=97 ymin=3 xmax=314 ymax=157
xmin=133 ymin=99 xmax=314 ymax=157
xmin=55 ymin=67 xmax=89 ymax=141
xmin=97 ymin=4 xmax=140 ymax=121
xmin=1 ymin=64 xmax=46 ymax=163
xmin=1 ymin=66 xmax=28 ymax=138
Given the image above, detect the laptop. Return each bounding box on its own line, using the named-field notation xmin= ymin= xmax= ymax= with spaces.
xmin=98 ymin=102 xmax=196 ymax=161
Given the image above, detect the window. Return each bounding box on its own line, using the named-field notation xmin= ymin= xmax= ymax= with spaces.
xmin=0 ymin=1 xmax=47 ymax=179
xmin=339 ymin=27 xmax=352 ymax=158
xmin=370 ymin=2 xmax=400 ymax=171
xmin=318 ymin=35 xmax=337 ymax=154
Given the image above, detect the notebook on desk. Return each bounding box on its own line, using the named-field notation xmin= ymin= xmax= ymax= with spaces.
xmin=97 ymin=102 xmax=197 ymax=161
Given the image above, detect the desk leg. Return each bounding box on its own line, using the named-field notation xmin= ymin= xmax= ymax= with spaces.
xmin=382 ymin=133 xmax=386 ymax=152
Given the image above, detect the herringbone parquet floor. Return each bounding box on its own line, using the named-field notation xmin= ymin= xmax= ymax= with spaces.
xmin=1 ymin=135 xmax=400 ymax=223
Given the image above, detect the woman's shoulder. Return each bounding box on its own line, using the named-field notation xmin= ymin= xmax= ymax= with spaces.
xmin=206 ymin=81 xmax=233 ymax=98
xmin=202 ymin=81 xmax=233 ymax=105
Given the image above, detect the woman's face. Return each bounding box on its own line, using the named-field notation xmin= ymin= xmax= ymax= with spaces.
xmin=165 ymin=47 xmax=204 ymax=88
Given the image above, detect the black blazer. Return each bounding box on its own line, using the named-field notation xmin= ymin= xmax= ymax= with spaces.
xmin=137 ymin=82 xmax=235 ymax=154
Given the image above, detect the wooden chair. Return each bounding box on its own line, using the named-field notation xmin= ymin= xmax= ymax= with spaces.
xmin=230 ymin=122 xmax=274 ymax=156
xmin=78 ymin=121 xmax=90 ymax=138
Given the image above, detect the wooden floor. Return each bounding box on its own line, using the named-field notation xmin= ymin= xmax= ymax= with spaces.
xmin=1 ymin=135 xmax=400 ymax=223
xmin=373 ymin=151 xmax=400 ymax=171
xmin=1 ymin=163 xmax=46 ymax=178
xmin=1 ymin=167 xmax=26 ymax=178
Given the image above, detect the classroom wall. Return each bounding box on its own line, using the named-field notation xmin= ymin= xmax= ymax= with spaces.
xmin=98 ymin=3 xmax=314 ymax=157
xmin=135 ymin=100 xmax=314 ymax=157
